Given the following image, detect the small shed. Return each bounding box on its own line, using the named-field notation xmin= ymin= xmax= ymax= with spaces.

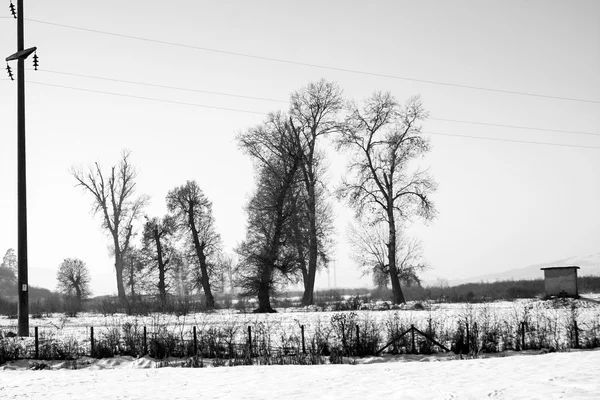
xmin=540 ymin=266 xmax=580 ymax=298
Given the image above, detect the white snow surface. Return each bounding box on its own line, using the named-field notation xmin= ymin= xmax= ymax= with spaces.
xmin=1 ymin=350 xmax=599 ymax=399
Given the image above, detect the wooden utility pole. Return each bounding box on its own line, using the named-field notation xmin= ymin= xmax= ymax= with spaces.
xmin=6 ymin=0 xmax=36 ymax=337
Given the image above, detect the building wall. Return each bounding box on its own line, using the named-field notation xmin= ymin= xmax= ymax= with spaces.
xmin=544 ymin=269 xmax=578 ymax=296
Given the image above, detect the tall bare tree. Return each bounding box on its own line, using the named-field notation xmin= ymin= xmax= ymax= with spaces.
xmin=72 ymin=151 xmax=148 ymax=306
xmin=56 ymin=258 xmax=91 ymax=309
xmin=123 ymin=247 xmax=144 ymax=297
xmin=141 ymin=215 xmax=177 ymax=305
xmin=237 ymin=112 xmax=302 ymax=313
xmin=166 ymin=181 xmax=220 ymax=309
xmin=289 ymin=79 xmax=343 ymax=305
xmin=348 ymin=221 xmax=425 ymax=293
xmin=337 ymin=93 xmax=435 ymax=304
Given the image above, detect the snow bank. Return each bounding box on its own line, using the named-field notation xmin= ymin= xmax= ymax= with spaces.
xmin=0 ymin=350 xmax=598 ymax=399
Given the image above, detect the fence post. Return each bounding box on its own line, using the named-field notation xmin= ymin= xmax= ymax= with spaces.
xmin=193 ymin=326 xmax=198 ymax=356
xmin=301 ymin=325 xmax=306 ymax=355
xmin=473 ymin=322 xmax=478 ymax=355
xmin=248 ymin=326 xmax=252 ymax=356
xmin=143 ymin=326 xmax=147 ymax=355
xmin=521 ymin=322 xmax=525 ymax=351
xmin=574 ymin=320 xmax=579 ymax=349
xmin=356 ymin=325 xmax=360 ymax=356
xmin=90 ymin=326 xmax=94 ymax=357
xmin=411 ymin=325 xmax=416 ymax=354
xmin=35 ymin=326 xmax=39 ymax=359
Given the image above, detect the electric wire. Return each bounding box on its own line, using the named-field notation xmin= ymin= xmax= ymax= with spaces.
xmin=25 ymin=18 xmax=600 ymax=105
xmin=28 ymin=81 xmax=266 ymax=115
xmin=27 ymin=80 xmax=600 ymax=150
xmin=32 ymin=69 xmax=600 ymax=137
xmin=35 ymin=69 xmax=287 ymax=104
xmin=424 ymin=131 xmax=600 ymax=150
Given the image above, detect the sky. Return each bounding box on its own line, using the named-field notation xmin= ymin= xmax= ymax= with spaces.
xmin=1 ymin=0 xmax=599 ymax=296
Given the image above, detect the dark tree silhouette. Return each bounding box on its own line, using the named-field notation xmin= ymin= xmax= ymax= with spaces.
xmin=237 ymin=112 xmax=302 ymax=313
xmin=56 ymin=258 xmax=91 ymax=308
xmin=141 ymin=215 xmax=177 ymax=305
xmin=166 ymin=181 xmax=220 ymax=309
xmin=123 ymin=247 xmax=144 ymax=297
xmin=289 ymin=79 xmax=343 ymax=306
xmin=72 ymin=151 xmax=148 ymax=307
xmin=337 ymin=93 xmax=435 ymax=304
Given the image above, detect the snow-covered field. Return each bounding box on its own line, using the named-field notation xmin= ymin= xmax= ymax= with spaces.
xmin=1 ymin=350 xmax=599 ymax=399
xmin=2 ymin=296 xmax=599 ymax=354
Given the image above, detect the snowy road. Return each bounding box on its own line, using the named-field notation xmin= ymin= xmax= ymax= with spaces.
xmin=1 ymin=350 xmax=599 ymax=399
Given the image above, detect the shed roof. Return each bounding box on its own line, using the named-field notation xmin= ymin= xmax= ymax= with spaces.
xmin=540 ymin=266 xmax=580 ymax=270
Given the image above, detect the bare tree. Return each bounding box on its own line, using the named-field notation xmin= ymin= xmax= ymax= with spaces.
xmin=348 ymin=221 xmax=425 ymax=294
xmin=72 ymin=150 xmax=148 ymax=307
xmin=0 ymin=248 xmax=16 ymax=284
xmin=141 ymin=215 xmax=177 ymax=305
xmin=166 ymin=181 xmax=220 ymax=309
xmin=123 ymin=247 xmax=144 ymax=297
xmin=337 ymin=93 xmax=435 ymax=304
xmin=237 ymin=112 xmax=302 ymax=313
xmin=289 ymin=79 xmax=343 ymax=305
xmin=56 ymin=258 xmax=91 ymax=308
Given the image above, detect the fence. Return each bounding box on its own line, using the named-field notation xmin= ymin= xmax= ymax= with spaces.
xmin=2 ymin=303 xmax=600 ymax=365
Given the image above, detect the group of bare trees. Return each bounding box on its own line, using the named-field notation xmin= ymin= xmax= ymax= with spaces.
xmin=70 ymin=80 xmax=436 ymax=312
xmin=72 ymin=153 xmax=226 ymax=309
xmin=237 ymin=81 xmax=435 ymax=310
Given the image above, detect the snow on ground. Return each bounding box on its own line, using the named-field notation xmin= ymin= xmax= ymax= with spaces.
xmin=0 ymin=350 xmax=599 ymax=399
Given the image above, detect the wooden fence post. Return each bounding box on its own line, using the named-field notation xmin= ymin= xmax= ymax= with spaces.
xmin=574 ymin=320 xmax=579 ymax=349
xmin=143 ymin=326 xmax=147 ymax=355
xmin=193 ymin=326 xmax=198 ymax=356
xmin=356 ymin=325 xmax=360 ymax=356
xmin=411 ymin=325 xmax=416 ymax=354
xmin=248 ymin=326 xmax=252 ymax=356
xmin=301 ymin=325 xmax=306 ymax=355
xmin=34 ymin=326 xmax=39 ymax=359
xmin=521 ymin=322 xmax=525 ymax=351
xmin=90 ymin=326 xmax=94 ymax=357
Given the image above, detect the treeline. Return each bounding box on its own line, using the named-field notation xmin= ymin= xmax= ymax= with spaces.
xmin=400 ymin=276 xmax=600 ymax=303
xmin=65 ymin=79 xmax=435 ymax=313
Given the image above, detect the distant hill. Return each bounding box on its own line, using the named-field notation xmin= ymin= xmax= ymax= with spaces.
xmin=0 ymin=281 xmax=55 ymax=302
xmin=454 ymin=252 xmax=600 ymax=284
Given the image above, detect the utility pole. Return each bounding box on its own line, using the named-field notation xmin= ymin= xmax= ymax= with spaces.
xmin=6 ymin=0 xmax=37 ymax=337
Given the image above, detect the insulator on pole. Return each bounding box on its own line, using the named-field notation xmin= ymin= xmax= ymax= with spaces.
xmin=33 ymin=51 xmax=39 ymax=71
xmin=9 ymin=1 xmax=16 ymax=18
xmin=6 ymin=63 xmax=14 ymax=80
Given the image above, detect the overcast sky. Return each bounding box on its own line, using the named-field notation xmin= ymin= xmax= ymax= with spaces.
xmin=1 ymin=0 xmax=599 ymax=296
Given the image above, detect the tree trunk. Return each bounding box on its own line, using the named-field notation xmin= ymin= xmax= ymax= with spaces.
xmin=154 ymin=227 xmax=167 ymax=305
xmin=74 ymin=285 xmax=82 ymax=311
xmin=255 ymin=267 xmax=276 ymax=313
xmin=114 ymin=248 xmax=129 ymax=309
xmin=302 ymin=187 xmax=318 ymax=306
xmin=129 ymin=258 xmax=135 ymax=297
xmin=387 ymin=209 xmax=406 ymax=304
xmin=188 ymin=207 xmax=215 ymax=308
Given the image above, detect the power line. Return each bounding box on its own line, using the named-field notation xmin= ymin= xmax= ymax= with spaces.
xmin=429 ymin=117 xmax=600 ymax=137
xmin=26 ymin=18 xmax=600 ymax=105
xmin=29 ymin=68 xmax=600 ymax=137
xmin=424 ymin=131 xmax=600 ymax=150
xmin=35 ymin=69 xmax=287 ymax=104
xmin=28 ymin=80 xmax=600 ymax=150
xmin=28 ymin=81 xmax=266 ymax=115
